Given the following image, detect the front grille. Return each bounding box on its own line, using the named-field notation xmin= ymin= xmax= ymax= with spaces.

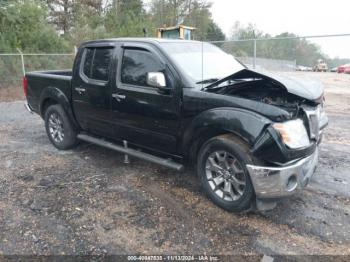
xmin=303 ymin=106 xmax=321 ymax=141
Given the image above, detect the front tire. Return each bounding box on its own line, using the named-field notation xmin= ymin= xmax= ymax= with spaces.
xmin=44 ymin=104 xmax=78 ymax=150
xmin=197 ymin=135 xmax=256 ymax=212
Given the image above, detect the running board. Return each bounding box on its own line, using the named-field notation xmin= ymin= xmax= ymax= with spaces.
xmin=77 ymin=134 xmax=184 ymax=171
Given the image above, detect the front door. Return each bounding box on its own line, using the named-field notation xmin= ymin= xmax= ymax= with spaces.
xmin=72 ymin=46 xmax=115 ymax=138
xmin=111 ymin=45 xmax=181 ymax=154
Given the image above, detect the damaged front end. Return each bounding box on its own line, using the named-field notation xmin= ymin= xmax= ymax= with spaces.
xmin=203 ymin=69 xmax=329 ymax=210
xmin=203 ymin=69 xmax=328 ymax=162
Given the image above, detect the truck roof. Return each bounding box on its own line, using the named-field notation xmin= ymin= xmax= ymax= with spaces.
xmin=81 ymin=37 xmax=201 ymax=46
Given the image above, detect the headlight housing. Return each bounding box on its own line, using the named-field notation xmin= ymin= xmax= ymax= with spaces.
xmin=273 ymin=119 xmax=310 ymax=149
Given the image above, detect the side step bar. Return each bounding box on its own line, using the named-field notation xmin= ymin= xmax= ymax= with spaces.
xmin=77 ymin=134 xmax=184 ymax=171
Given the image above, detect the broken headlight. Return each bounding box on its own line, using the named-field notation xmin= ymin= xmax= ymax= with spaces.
xmin=273 ymin=119 xmax=310 ymax=149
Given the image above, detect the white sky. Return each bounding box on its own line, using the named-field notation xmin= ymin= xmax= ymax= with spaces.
xmin=210 ymin=0 xmax=350 ymax=58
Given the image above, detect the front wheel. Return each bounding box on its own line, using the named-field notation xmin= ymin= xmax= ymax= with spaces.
xmin=197 ymin=135 xmax=256 ymax=212
xmin=44 ymin=104 xmax=78 ymax=150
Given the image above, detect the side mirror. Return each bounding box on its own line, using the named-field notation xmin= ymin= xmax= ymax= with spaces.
xmin=147 ymin=72 xmax=166 ymax=88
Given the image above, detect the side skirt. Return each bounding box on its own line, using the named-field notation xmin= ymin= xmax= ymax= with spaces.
xmin=77 ymin=133 xmax=184 ymax=171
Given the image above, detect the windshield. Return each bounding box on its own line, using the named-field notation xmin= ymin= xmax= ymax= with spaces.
xmin=160 ymin=42 xmax=244 ymax=85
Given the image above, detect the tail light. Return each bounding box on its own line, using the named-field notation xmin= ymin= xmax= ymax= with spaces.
xmin=23 ymin=77 xmax=28 ymax=97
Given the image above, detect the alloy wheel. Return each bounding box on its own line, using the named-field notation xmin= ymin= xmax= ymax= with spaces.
xmin=205 ymin=151 xmax=246 ymax=201
xmin=48 ymin=112 xmax=65 ymax=143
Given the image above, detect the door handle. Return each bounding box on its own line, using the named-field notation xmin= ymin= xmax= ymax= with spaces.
xmin=75 ymin=87 xmax=86 ymax=94
xmin=112 ymin=93 xmax=126 ymax=101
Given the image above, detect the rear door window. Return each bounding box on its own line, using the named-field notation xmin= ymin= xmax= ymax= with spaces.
xmin=82 ymin=47 xmax=113 ymax=82
xmin=91 ymin=48 xmax=113 ymax=81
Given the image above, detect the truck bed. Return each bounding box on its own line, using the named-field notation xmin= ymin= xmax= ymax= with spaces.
xmin=26 ymin=70 xmax=72 ymax=114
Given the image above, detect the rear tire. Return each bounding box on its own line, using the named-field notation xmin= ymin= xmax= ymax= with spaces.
xmin=197 ymin=134 xmax=257 ymax=212
xmin=44 ymin=104 xmax=78 ymax=150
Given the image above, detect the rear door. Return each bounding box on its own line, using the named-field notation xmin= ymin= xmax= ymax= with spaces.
xmin=111 ymin=43 xmax=182 ymax=154
xmin=72 ymin=45 xmax=116 ymax=137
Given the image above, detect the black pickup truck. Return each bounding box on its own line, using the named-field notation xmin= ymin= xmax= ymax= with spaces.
xmin=24 ymin=38 xmax=328 ymax=212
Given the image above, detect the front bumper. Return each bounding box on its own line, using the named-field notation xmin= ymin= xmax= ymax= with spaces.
xmin=247 ymin=147 xmax=318 ymax=199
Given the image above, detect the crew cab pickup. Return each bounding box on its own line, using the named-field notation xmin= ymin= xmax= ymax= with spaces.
xmin=24 ymin=38 xmax=328 ymax=212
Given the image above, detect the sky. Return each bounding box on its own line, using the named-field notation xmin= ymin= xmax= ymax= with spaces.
xmin=210 ymin=0 xmax=350 ymax=58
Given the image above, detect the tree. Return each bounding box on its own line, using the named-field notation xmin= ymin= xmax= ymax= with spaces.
xmin=46 ymin=0 xmax=75 ymax=35
xmin=224 ymin=22 xmax=264 ymax=57
xmin=149 ymin=0 xmax=193 ymax=27
xmin=105 ymin=0 xmax=148 ymax=37
xmin=149 ymin=0 xmax=219 ymax=40
xmin=204 ymin=20 xmax=225 ymax=42
xmin=46 ymin=0 xmax=106 ymax=35
xmin=183 ymin=0 xmax=211 ymax=39
xmin=226 ymin=22 xmax=335 ymax=67
xmin=0 ymin=0 xmax=71 ymax=89
xmin=0 ymin=0 xmax=68 ymax=52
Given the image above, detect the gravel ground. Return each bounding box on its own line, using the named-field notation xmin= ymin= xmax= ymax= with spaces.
xmin=0 ymin=72 xmax=349 ymax=257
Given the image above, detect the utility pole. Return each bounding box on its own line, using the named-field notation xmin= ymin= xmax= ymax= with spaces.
xmin=160 ymin=0 xmax=164 ymax=26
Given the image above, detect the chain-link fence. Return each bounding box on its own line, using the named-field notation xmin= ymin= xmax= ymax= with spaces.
xmin=0 ymin=53 xmax=75 ymax=101
xmin=210 ymin=33 xmax=350 ymax=72
xmin=0 ymin=53 xmax=75 ymax=88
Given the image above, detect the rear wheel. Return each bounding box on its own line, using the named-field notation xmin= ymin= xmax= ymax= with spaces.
xmin=197 ymin=135 xmax=256 ymax=212
xmin=44 ymin=104 xmax=78 ymax=150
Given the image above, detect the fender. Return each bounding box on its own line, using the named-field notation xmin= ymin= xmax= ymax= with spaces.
xmin=182 ymin=107 xmax=272 ymax=153
xmin=39 ymin=86 xmax=80 ymax=130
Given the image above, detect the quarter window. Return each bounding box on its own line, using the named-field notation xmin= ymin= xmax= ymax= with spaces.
xmin=82 ymin=47 xmax=113 ymax=82
xmin=121 ymin=49 xmax=164 ymax=87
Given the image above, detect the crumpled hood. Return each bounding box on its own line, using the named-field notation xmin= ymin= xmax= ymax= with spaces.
xmin=206 ymin=69 xmax=325 ymax=101
xmin=256 ymin=70 xmax=324 ymax=101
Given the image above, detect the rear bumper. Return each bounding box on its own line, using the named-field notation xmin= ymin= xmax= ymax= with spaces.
xmin=247 ymin=147 xmax=318 ymax=199
xmin=25 ymin=102 xmax=34 ymax=113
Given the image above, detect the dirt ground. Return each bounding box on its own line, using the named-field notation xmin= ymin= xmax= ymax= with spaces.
xmin=0 ymin=86 xmax=24 ymax=103
xmin=0 ymin=72 xmax=349 ymax=257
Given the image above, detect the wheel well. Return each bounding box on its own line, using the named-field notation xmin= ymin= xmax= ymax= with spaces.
xmin=188 ymin=128 xmax=231 ymax=165
xmin=41 ymin=98 xmax=58 ymax=117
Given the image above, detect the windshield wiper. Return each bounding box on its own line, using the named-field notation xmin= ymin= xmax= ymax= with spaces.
xmin=196 ymin=78 xmax=219 ymax=84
